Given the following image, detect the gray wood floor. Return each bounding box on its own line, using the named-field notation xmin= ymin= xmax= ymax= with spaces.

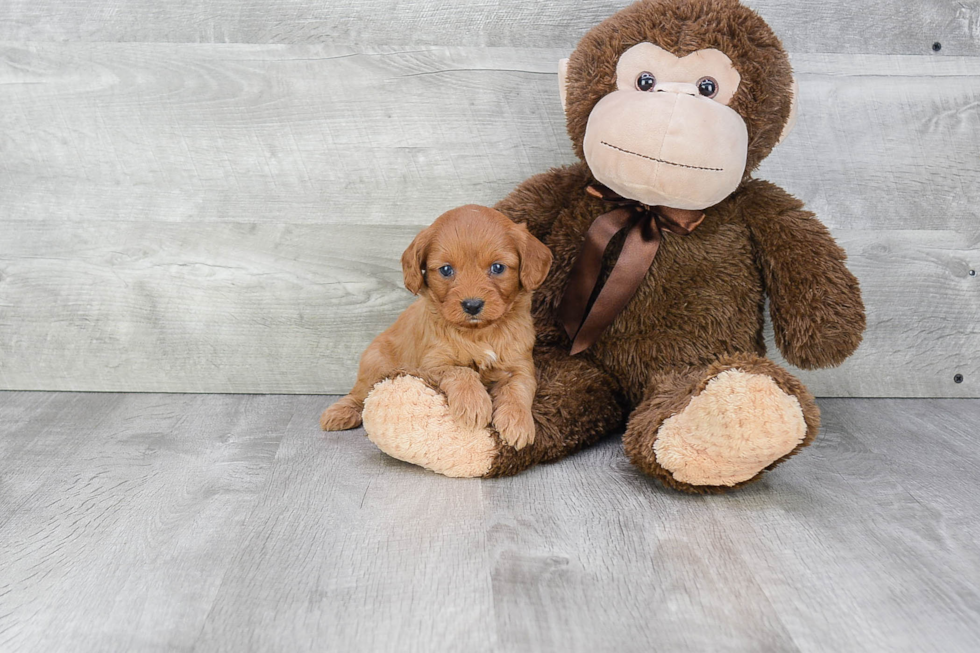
xmin=1 ymin=392 xmax=979 ymax=652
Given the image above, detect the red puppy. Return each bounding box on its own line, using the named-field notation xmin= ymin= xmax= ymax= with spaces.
xmin=320 ymin=205 xmax=553 ymax=450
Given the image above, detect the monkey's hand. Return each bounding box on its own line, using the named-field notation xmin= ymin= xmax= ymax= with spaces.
xmin=744 ymin=181 xmax=866 ymax=369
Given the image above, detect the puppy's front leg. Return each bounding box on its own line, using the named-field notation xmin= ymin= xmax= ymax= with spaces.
xmin=437 ymin=366 xmax=493 ymax=430
xmin=491 ymin=368 xmax=536 ymax=450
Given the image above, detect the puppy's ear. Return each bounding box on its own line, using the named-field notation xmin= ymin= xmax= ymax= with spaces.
xmin=513 ymin=222 xmax=553 ymax=291
xmin=401 ymin=226 xmax=434 ymax=294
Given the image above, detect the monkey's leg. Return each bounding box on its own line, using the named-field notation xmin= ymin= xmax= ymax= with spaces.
xmin=485 ymin=345 xmax=629 ymax=477
xmin=361 ymin=345 xmax=628 ymax=478
xmin=623 ymin=354 xmax=820 ymax=494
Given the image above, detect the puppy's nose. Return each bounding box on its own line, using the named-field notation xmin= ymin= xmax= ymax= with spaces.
xmin=461 ymin=298 xmax=485 ymax=316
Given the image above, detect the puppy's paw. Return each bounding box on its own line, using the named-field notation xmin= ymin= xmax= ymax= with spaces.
xmin=493 ymin=403 xmax=535 ymax=451
xmin=320 ymin=397 xmax=363 ymax=431
xmin=447 ymin=384 xmax=493 ymax=430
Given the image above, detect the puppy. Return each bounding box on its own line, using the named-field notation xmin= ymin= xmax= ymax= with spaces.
xmin=320 ymin=205 xmax=552 ymax=450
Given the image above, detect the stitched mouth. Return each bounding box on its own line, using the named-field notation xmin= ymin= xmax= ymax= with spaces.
xmin=600 ymin=141 xmax=724 ymax=172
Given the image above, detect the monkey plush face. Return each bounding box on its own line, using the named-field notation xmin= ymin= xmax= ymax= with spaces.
xmin=559 ymin=0 xmax=798 ymax=210
xmin=582 ymin=43 xmax=748 ymax=210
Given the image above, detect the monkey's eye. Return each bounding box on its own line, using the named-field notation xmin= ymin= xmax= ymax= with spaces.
xmin=697 ymin=77 xmax=718 ymax=98
xmin=636 ymin=72 xmax=656 ymax=92
xmin=438 ymin=265 xmax=454 ymax=278
xmin=489 ymin=262 xmax=506 ymax=275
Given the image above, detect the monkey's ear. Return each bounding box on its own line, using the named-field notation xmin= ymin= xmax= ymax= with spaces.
xmin=401 ymin=226 xmax=433 ymax=295
xmin=514 ymin=222 xmax=553 ymax=291
xmin=558 ymin=58 xmax=570 ymax=114
xmin=777 ymin=78 xmax=800 ymax=146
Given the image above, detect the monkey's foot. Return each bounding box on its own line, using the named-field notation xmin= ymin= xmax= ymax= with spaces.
xmin=654 ymin=369 xmax=806 ymax=487
xmin=625 ymin=356 xmax=819 ymax=493
xmin=362 ymin=375 xmax=497 ymax=478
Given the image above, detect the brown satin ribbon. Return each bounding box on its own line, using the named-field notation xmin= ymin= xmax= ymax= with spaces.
xmin=558 ymin=185 xmax=705 ymax=355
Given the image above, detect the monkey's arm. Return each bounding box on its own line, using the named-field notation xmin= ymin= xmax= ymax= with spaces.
xmin=742 ymin=180 xmax=865 ymax=369
xmin=494 ymin=162 xmax=592 ymax=241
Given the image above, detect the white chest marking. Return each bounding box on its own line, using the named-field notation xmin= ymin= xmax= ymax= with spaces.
xmin=478 ymin=348 xmax=498 ymax=370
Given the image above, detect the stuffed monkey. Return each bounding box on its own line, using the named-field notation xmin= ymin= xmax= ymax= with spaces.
xmin=357 ymin=0 xmax=865 ymax=493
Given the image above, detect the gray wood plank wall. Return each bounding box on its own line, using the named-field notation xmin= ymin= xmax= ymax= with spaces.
xmin=1 ymin=2 xmax=978 ymax=396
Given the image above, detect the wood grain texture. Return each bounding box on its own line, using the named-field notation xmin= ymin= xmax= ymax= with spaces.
xmin=0 ymin=43 xmax=567 ymax=226
xmin=702 ymin=399 xmax=980 ymax=652
xmin=5 ymin=45 xmax=980 ymax=231
xmin=2 ymin=47 xmax=979 ymax=395
xmin=0 ymin=221 xmax=415 ymax=393
xmin=760 ymin=54 xmax=980 ymax=234
xmin=2 ymin=392 xmax=980 ymax=651
xmin=0 ymin=0 xmax=975 ymax=56
xmin=483 ymin=444 xmax=800 ymax=651
xmin=0 ymin=223 xmax=975 ymax=396
xmin=193 ymin=397 xmax=496 ymax=652
xmin=0 ymin=393 xmax=290 ymax=651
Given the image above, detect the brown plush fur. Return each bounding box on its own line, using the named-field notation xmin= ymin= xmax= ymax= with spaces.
xmin=321 ymin=205 xmax=552 ymax=450
xmin=479 ymin=0 xmax=865 ymax=490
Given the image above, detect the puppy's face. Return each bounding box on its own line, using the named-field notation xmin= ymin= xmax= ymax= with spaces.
xmin=401 ymin=205 xmax=552 ymax=329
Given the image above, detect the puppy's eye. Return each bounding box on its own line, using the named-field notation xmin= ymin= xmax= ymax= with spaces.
xmin=438 ymin=265 xmax=454 ymax=278
xmin=636 ymin=72 xmax=656 ymax=92
xmin=489 ymin=263 xmax=506 ymax=275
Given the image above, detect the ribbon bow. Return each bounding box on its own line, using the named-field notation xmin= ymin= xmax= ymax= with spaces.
xmin=558 ymin=184 xmax=706 ymax=355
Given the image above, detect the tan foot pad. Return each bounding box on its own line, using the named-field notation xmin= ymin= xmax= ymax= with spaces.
xmin=362 ymin=376 xmax=496 ymax=478
xmin=654 ymin=370 xmax=806 ymax=487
